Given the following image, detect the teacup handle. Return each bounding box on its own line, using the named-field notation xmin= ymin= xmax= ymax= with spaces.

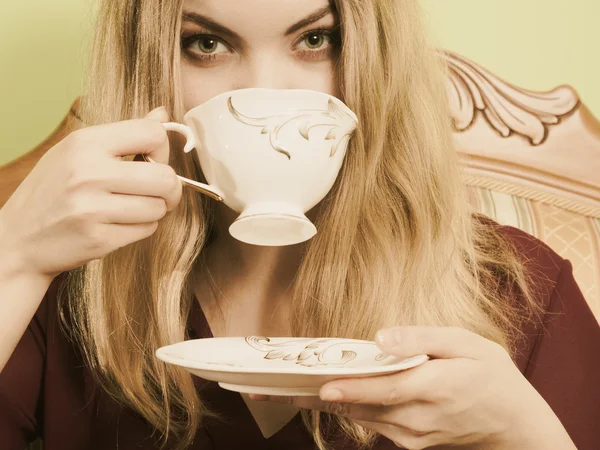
xmin=142 ymin=122 xmax=224 ymax=202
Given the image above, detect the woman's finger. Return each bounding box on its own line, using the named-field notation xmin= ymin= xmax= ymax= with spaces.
xmin=375 ymin=326 xmax=493 ymax=360
xmin=264 ymin=395 xmax=400 ymax=425
xmin=104 ymin=161 xmax=182 ymax=211
xmin=103 ymin=222 xmax=159 ymax=250
xmin=143 ymin=106 xmax=172 ymax=165
xmin=319 ymin=359 xmax=441 ymax=406
xmin=264 ymin=394 xmax=443 ymax=441
xmin=70 ymin=118 xmax=170 ymax=161
xmin=145 ymin=106 xmax=170 ymax=123
xmin=99 ymin=194 xmax=168 ymax=224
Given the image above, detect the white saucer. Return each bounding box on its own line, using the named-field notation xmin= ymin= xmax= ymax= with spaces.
xmin=156 ymin=336 xmax=429 ymax=396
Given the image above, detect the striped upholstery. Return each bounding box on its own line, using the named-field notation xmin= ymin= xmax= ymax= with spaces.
xmin=466 ymin=185 xmax=600 ymax=323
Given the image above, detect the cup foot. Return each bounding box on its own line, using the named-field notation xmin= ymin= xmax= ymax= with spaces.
xmin=229 ymin=211 xmax=317 ymax=246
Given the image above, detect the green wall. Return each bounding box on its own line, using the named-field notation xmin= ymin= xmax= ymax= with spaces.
xmin=0 ymin=0 xmax=95 ymax=165
xmin=1 ymin=0 xmax=599 ymax=166
xmin=421 ymin=0 xmax=600 ymax=118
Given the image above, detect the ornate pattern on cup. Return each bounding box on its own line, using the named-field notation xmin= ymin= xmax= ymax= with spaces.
xmin=227 ymin=97 xmax=358 ymax=160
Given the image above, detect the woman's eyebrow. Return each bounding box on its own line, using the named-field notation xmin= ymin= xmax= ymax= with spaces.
xmin=181 ymin=11 xmax=240 ymax=40
xmin=285 ymin=6 xmax=333 ymax=36
xmin=181 ymin=5 xmax=333 ymax=40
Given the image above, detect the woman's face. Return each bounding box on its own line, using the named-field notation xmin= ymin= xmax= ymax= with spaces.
xmin=180 ymin=0 xmax=339 ymax=110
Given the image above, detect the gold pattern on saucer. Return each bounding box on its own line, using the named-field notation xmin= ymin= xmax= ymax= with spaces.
xmin=227 ymin=97 xmax=357 ymax=160
xmin=245 ymin=337 xmax=389 ymax=368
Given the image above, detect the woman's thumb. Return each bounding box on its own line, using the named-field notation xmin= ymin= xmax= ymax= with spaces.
xmin=145 ymin=106 xmax=170 ymax=122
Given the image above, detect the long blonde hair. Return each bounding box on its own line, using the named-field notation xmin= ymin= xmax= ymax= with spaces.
xmin=63 ymin=1 xmax=540 ymax=448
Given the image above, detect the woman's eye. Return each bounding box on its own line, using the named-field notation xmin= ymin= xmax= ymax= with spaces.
xmin=190 ymin=36 xmax=228 ymax=55
xmin=182 ymin=34 xmax=230 ymax=61
xmin=297 ymin=31 xmax=332 ymax=51
xmin=305 ymin=32 xmax=326 ymax=49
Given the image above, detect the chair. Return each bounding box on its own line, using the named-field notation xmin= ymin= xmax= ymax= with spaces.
xmin=442 ymin=50 xmax=600 ymax=323
xmin=1 ymin=50 xmax=598 ymax=450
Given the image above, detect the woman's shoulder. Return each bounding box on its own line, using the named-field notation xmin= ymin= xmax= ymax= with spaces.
xmin=488 ymin=223 xmax=600 ymax=449
xmin=482 ymin=218 xmax=600 ymax=366
xmin=479 ymin=216 xmax=566 ymax=306
xmin=495 ymin=222 xmax=564 ymax=268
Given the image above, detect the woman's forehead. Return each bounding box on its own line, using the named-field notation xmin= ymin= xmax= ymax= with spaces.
xmin=181 ymin=0 xmax=335 ymax=35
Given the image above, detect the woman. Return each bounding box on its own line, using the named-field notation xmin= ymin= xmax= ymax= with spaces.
xmin=0 ymin=0 xmax=598 ymax=449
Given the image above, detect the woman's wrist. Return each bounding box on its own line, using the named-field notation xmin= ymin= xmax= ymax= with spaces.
xmin=491 ymin=402 xmax=577 ymax=450
xmin=496 ymin=429 xmax=576 ymax=450
xmin=0 ymin=213 xmax=52 ymax=285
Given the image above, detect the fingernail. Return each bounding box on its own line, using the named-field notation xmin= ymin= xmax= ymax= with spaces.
xmin=320 ymin=388 xmax=343 ymax=402
xmin=376 ymin=329 xmax=400 ymax=348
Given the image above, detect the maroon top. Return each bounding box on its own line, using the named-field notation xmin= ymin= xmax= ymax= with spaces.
xmin=1 ymin=225 xmax=600 ymax=450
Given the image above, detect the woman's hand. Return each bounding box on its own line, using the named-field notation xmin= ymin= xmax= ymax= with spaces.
xmin=0 ymin=107 xmax=182 ymax=281
xmin=255 ymin=327 xmax=577 ymax=450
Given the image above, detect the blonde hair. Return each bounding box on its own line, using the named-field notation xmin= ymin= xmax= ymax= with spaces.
xmin=62 ymin=1 xmax=540 ymax=449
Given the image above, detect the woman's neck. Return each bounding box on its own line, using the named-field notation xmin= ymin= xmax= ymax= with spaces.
xmin=192 ymin=203 xmax=306 ymax=336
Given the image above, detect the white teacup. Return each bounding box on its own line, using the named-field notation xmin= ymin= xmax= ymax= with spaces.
xmin=152 ymin=88 xmax=358 ymax=246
